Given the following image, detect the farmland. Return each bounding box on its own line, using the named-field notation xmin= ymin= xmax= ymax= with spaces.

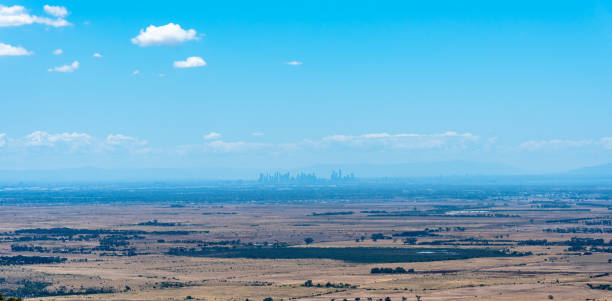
xmin=0 ymin=184 xmax=610 ymax=300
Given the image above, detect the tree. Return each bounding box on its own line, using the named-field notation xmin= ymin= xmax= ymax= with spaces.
xmin=304 ymin=237 xmax=314 ymax=244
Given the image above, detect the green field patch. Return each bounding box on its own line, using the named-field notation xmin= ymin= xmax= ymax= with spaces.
xmin=167 ymin=246 xmax=517 ymax=263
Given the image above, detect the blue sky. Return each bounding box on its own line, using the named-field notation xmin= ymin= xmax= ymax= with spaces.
xmin=1 ymin=0 xmax=611 ymax=174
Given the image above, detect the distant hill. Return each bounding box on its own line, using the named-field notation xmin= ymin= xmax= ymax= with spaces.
xmin=567 ymin=163 xmax=612 ymax=176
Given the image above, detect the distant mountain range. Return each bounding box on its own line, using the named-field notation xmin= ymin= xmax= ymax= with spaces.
xmin=0 ymin=161 xmax=610 ymax=184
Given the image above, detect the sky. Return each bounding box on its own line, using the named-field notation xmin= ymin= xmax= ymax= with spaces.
xmin=1 ymin=0 xmax=612 ymax=175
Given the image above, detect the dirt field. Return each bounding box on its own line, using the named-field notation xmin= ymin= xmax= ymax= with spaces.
xmin=0 ymin=187 xmax=611 ymax=301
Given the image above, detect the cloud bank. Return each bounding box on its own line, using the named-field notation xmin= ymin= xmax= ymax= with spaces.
xmin=520 ymin=137 xmax=612 ymax=151
xmin=0 ymin=131 xmax=148 ymax=154
xmin=1 ymin=131 xmax=611 ymax=171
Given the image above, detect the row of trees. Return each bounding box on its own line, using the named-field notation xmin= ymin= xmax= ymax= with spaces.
xmin=301 ymin=280 xmax=356 ymax=288
xmin=371 ymin=267 xmax=414 ymax=274
xmin=0 ymin=255 xmax=66 ymax=266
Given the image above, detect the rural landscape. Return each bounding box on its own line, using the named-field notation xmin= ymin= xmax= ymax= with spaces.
xmin=3 ymin=1 xmax=612 ymax=300
xmin=0 ymin=182 xmax=610 ymax=300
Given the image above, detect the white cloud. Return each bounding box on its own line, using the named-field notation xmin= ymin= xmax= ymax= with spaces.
xmin=105 ymin=134 xmax=138 ymax=145
xmin=195 ymin=131 xmax=481 ymax=154
xmin=132 ymin=69 xmax=140 ymax=75
xmin=36 ymin=17 xmax=69 ymax=27
xmin=0 ymin=131 xmax=150 ymax=154
xmin=252 ymin=132 xmax=264 ymax=137
xmin=285 ymin=61 xmax=302 ymax=66
xmin=48 ymin=60 xmax=79 ymax=72
xmin=207 ymin=140 xmax=241 ymax=152
xmin=0 ymin=5 xmax=34 ymax=27
xmin=52 ymin=48 xmax=62 ymax=55
xmin=0 ymin=5 xmax=24 ymax=15
xmin=43 ymin=5 xmax=68 ymax=18
xmin=173 ymin=56 xmax=206 ymax=68
xmin=206 ymin=140 xmax=258 ymax=153
xmin=105 ymin=134 xmax=147 ymax=150
xmin=0 ymin=42 xmax=32 ymax=56
xmin=322 ymin=132 xmax=479 ymax=150
xmin=323 ymin=135 xmax=353 ymax=142
xmin=93 ymin=52 xmax=102 ymax=58
xmin=131 ymin=23 xmax=197 ymax=46
xmin=0 ymin=4 xmax=70 ymax=27
xmin=519 ymin=139 xmax=593 ymax=151
xmin=24 ymin=131 xmax=91 ymax=147
xmin=361 ymin=133 xmax=392 ymax=139
xmin=519 ymin=137 xmax=612 ymax=151
xmin=204 ymin=132 xmax=221 ymax=140
xmin=600 ymin=137 xmax=612 ymax=149
xmin=197 ymin=139 xmax=311 ymax=154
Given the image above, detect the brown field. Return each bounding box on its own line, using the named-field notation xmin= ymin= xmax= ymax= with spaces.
xmin=0 ymin=191 xmax=611 ymax=301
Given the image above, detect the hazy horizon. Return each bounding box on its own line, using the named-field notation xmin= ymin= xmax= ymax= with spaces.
xmin=0 ymin=160 xmax=611 ymax=184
